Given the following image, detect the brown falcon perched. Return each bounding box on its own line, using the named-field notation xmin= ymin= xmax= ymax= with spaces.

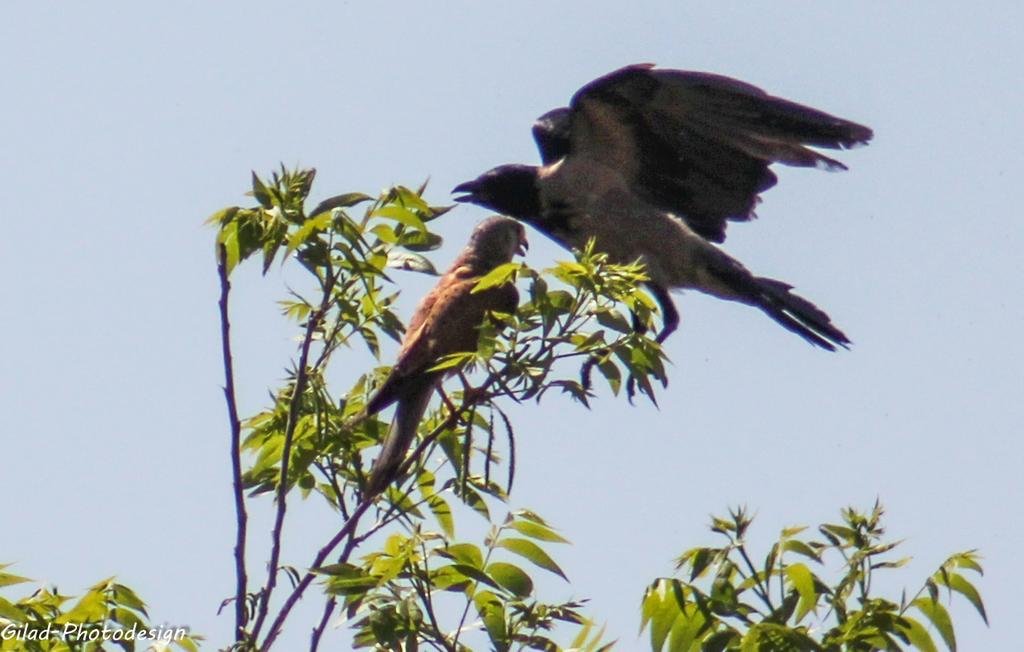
xmin=364 ymin=216 xmax=528 ymax=497
xmin=453 ymin=64 xmax=872 ymax=349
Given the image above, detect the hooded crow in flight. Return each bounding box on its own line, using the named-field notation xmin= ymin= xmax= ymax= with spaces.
xmin=364 ymin=216 xmax=527 ymax=497
xmin=453 ymin=64 xmax=872 ymax=349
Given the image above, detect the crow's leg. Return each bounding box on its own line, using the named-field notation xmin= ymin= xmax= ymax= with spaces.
xmin=647 ymin=283 xmax=679 ymax=344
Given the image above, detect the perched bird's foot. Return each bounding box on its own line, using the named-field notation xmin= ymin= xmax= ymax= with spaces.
xmin=439 ymin=388 xmax=460 ymax=417
xmin=458 ymin=370 xmax=493 ymax=404
xmin=460 ymin=385 xmax=489 ymax=409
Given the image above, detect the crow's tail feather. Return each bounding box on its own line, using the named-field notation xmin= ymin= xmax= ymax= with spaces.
xmin=746 ymin=276 xmax=850 ymax=351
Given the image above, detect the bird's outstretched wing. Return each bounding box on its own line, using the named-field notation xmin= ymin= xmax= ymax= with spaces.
xmin=544 ymin=63 xmax=873 ymax=242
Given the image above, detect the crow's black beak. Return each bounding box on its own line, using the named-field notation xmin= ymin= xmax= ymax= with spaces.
xmin=451 ymin=180 xmax=478 ymax=203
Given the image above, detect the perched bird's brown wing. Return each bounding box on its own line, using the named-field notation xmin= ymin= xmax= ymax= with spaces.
xmin=564 ymin=64 xmax=873 ymax=242
xmin=366 ymin=266 xmax=518 ymax=415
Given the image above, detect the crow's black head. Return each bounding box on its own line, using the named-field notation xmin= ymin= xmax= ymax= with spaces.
xmin=452 ymin=164 xmax=542 ymax=220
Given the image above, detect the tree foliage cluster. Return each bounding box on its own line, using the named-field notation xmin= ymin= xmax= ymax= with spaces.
xmin=0 ymin=167 xmax=986 ymax=652
xmin=211 ymin=167 xmax=664 ymax=651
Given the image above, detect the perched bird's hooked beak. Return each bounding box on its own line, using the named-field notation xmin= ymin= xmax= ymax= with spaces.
xmin=517 ymin=234 xmax=529 ymax=257
xmin=451 ymin=179 xmax=480 ymax=203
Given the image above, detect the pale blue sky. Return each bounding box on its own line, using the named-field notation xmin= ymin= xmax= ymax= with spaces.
xmin=3 ymin=2 xmax=1021 ymax=649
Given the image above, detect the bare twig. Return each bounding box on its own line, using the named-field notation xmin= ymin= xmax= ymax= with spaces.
xmin=217 ymin=244 xmax=250 ymax=640
xmin=251 ymin=274 xmax=335 ymax=643
xmin=309 ymin=597 xmax=336 ymax=652
xmin=452 ymin=519 xmax=506 ymax=650
xmin=411 ymin=539 xmax=456 ymax=652
xmin=493 ymin=406 xmax=517 ymax=494
xmin=260 ymin=498 xmax=373 ymax=650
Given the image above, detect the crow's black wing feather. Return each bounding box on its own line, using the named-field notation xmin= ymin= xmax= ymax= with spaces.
xmin=532 ymin=108 xmax=572 ymax=165
xmin=563 ymin=64 xmax=872 ymax=242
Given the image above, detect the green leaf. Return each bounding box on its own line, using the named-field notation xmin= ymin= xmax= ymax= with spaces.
xmin=174 ymin=636 xmax=202 ymax=652
xmin=474 ymin=590 xmax=509 ymax=650
xmin=427 ymin=351 xmax=475 ymax=373
xmin=0 ymin=596 xmax=25 ymax=622
xmin=704 ymin=629 xmax=740 ymax=652
xmin=57 ymin=589 xmax=107 ymax=623
xmin=370 ymin=222 xmax=399 ymax=243
xmin=595 ymin=307 xmax=633 ymax=333
xmin=597 ymin=357 xmax=622 ymax=395
xmin=820 ymin=524 xmax=858 ymax=546
xmin=943 ymin=572 xmax=988 ymax=625
xmin=643 ymin=580 xmax=683 ymax=652
xmin=506 ymin=519 xmax=569 ymax=544
xmin=512 ymin=509 xmax=552 ymax=527
xmin=740 ymin=622 xmax=818 ymax=652
xmin=285 ymin=211 xmax=332 ymax=258
xmin=385 ymin=250 xmax=438 ymax=275
xmin=440 ymin=543 xmax=483 ymax=569
xmin=426 ymin=494 xmax=455 ymax=539
xmin=316 ymin=561 xmax=363 ymax=576
xmin=321 ymin=563 xmax=379 ymax=596
xmin=784 ymin=563 xmax=818 ymax=623
xmin=496 ymin=538 xmax=567 ymax=580
xmin=397 ymin=229 xmax=444 ymax=252
xmin=111 ymin=606 xmax=147 ymax=630
xmin=898 ymin=616 xmax=939 ymax=652
xmin=251 ymin=171 xmax=273 ymax=208
xmin=949 ymin=551 xmax=983 ymax=575
xmin=218 ymin=221 xmax=240 ymax=274
xmin=430 ymin=564 xmax=473 ymax=592
xmin=394 ymin=185 xmax=432 ymax=213
xmin=0 ymin=571 xmax=32 ymax=589
xmin=308 ymin=192 xmax=373 ymax=217
xmin=677 ymin=547 xmax=715 ymax=580
xmin=667 ymin=603 xmax=705 ymax=652
xmin=782 ymin=540 xmax=822 ymax=563
xmin=913 ymin=597 xmax=956 ymax=652
xmin=261 ymin=233 xmax=284 ymax=274
xmin=486 ymin=562 xmax=534 ymax=598
xmin=373 ymin=205 xmax=428 ymax=232
xmin=473 ymin=262 xmax=521 ymax=293
xmin=569 ymin=620 xmax=596 ymax=650
xmin=204 ymin=205 xmax=240 ymax=226
xmin=112 ymin=583 xmax=147 ymax=614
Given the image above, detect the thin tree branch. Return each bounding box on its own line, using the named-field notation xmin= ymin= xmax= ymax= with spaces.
xmin=262 ymin=381 xmax=497 ymax=650
xmin=737 ymin=544 xmax=774 ymax=612
xmin=309 ymin=597 xmax=336 ymax=652
xmin=217 ymin=244 xmax=250 ymax=641
xmin=410 ymin=553 xmax=455 ymax=652
xmin=260 ymin=498 xmax=373 ymax=650
xmin=251 ymin=273 xmax=335 ymax=643
xmin=452 ymin=519 xmax=506 ymax=650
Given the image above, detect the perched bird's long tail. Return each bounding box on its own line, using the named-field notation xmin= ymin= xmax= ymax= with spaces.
xmin=738 ymin=275 xmax=850 ymax=351
xmin=365 ymin=376 xmax=436 ymax=497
